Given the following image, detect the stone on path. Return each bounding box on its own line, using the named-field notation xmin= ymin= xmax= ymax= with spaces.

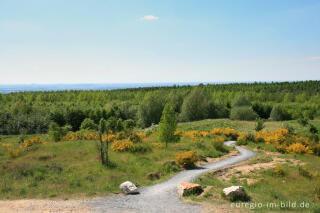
xmin=177 ymin=182 xmax=203 ymax=197
xmin=119 ymin=181 xmax=138 ymax=194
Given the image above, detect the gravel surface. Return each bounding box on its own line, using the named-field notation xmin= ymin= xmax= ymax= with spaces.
xmin=85 ymin=141 xmax=257 ymax=213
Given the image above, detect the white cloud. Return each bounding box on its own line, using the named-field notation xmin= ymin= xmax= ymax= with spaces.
xmin=310 ymin=56 xmax=320 ymax=61
xmin=141 ymin=15 xmax=159 ymax=21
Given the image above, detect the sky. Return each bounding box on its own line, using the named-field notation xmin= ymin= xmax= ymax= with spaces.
xmin=0 ymin=0 xmax=320 ymax=84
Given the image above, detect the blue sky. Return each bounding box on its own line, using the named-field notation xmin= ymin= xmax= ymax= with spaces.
xmin=0 ymin=0 xmax=320 ymax=84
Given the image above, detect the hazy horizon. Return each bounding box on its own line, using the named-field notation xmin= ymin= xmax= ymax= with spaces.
xmin=0 ymin=79 xmax=317 ymax=86
xmin=1 ymin=80 xmax=318 ymax=94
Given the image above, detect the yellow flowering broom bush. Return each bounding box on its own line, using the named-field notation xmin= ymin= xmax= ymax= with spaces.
xmin=183 ymin=131 xmax=201 ymax=138
xmin=175 ymin=150 xmax=199 ymax=169
xmin=8 ymin=146 xmax=25 ymax=158
xmin=209 ymin=127 xmax=239 ymax=140
xmin=136 ymin=132 xmax=147 ymax=139
xmin=111 ymin=139 xmax=133 ymax=152
xmin=61 ymin=130 xmax=120 ymax=142
xmin=255 ymin=129 xmax=314 ymax=154
xmin=152 ymin=142 xmax=163 ymax=149
xmin=23 ymin=137 xmax=45 ymax=148
xmin=182 ymin=128 xmax=239 ymax=140
xmin=0 ymin=142 xmax=12 ymax=148
xmin=192 ymin=138 xmax=204 ymax=143
xmin=286 ymin=143 xmax=313 ymax=154
xmin=212 ymin=136 xmax=225 ymax=143
xmin=61 ymin=132 xmax=82 ymax=141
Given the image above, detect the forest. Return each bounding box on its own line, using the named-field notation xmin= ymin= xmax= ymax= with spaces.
xmin=0 ymin=81 xmax=319 ymax=135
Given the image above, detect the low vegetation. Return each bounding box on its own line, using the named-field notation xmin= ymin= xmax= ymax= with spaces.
xmin=0 ymin=115 xmax=319 ymax=213
xmin=182 ymin=119 xmax=320 ymax=212
xmin=0 ymin=124 xmax=234 ymax=199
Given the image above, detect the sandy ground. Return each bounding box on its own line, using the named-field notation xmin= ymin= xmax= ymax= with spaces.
xmin=0 ymin=199 xmax=93 ymax=213
xmin=212 ymin=150 xmax=304 ymax=183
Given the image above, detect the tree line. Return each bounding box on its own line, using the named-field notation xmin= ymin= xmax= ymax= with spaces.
xmin=0 ymin=81 xmax=319 ymax=135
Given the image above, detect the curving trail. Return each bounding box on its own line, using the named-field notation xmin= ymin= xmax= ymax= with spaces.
xmin=85 ymin=141 xmax=257 ymax=213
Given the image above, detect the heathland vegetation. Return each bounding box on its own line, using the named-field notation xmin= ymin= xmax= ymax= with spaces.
xmin=0 ymin=81 xmax=319 ymax=211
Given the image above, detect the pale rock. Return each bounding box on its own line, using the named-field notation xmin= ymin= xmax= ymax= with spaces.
xmin=119 ymin=181 xmax=138 ymax=194
xmin=177 ymin=182 xmax=203 ymax=197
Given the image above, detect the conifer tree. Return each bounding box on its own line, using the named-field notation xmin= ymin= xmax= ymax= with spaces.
xmin=158 ymin=104 xmax=178 ymax=148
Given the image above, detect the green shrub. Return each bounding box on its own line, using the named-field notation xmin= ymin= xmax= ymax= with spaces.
xmin=303 ymin=110 xmax=315 ymax=120
xmin=230 ymin=106 xmax=258 ymax=121
xmin=128 ymin=132 xmax=142 ymax=143
xmin=252 ymin=102 xmax=272 ymax=119
xmin=123 ymin=119 xmax=135 ymax=130
xmin=48 ymin=122 xmax=62 ymax=142
xmin=231 ymin=95 xmax=250 ymax=107
xmin=194 ymin=141 xmax=206 ymax=150
xmin=309 ymin=124 xmax=319 ymax=134
xmin=80 ymin=118 xmax=97 ymax=131
xmin=203 ymin=148 xmax=222 ymax=158
xmin=255 ymin=118 xmax=265 ymax=131
xmin=284 ymin=123 xmax=295 ymax=134
xmin=298 ymin=117 xmax=309 ymax=127
xmin=160 ymin=161 xmax=180 ymax=174
xmin=213 ymin=141 xmax=228 ymax=153
xmin=48 ymin=122 xmax=71 ymax=142
xmin=129 ymin=143 xmax=152 ymax=153
xmin=137 ymin=91 xmax=165 ymax=128
xmin=207 ymin=101 xmax=229 ymax=119
xmin=180 ymin=87 xmax=208 ymax=122
xmin=312 ymin=144 xmax=320 ymax=156
xmin=270 ymin=105 xmax=291 ymax=121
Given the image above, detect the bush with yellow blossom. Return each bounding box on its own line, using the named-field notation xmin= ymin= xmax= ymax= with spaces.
xmin=175 ymin=150 xmax=199 ymax=169
xmin=209 ymin=128 xmax=239 ymax=140
xmin=111 ymin=139 xmax=133 ymax=152
xmin=23 ymin=137 xmax=45 ymax=148
xmin=286 ymin=143 xmax=313 ymax=154
xmin=8 ymin=146 xmax=25 ymax=158
xmin=254 ymin=129 xmax=313 ymax=154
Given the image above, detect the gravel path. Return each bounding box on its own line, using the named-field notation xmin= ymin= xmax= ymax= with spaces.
xmin=85 ymin=141 xmax=257 ymax=213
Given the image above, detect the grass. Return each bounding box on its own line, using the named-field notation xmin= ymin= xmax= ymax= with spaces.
xmin=0 ymin=130 xmax=230 ymax=199
xmin=0 ymin=118 xmax=319 ymax=205
xmin=247 ymin=154 xmax=273 ymax=165
xmin=178 ymin=118 xmax=320 ymax=136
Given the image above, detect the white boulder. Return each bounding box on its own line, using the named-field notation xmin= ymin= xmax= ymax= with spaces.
xmin=120 ymin=181 xmax=138 ymax=194
xmin=223 ymin=186 xmax=246 ymax=198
